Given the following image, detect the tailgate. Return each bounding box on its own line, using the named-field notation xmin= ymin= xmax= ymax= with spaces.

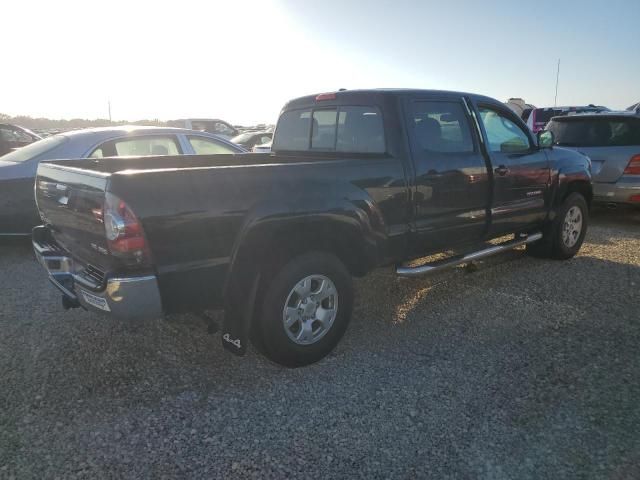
xmin=36 ymin=162 xmax=114 ymax=271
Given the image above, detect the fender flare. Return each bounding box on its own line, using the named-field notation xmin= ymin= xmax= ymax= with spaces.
xmin=220 ymin=197 xmax=384 ymax=356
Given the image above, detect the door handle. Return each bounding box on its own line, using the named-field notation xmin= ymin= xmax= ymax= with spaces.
xmin=494 ymin=165 xmax=509 ymax=176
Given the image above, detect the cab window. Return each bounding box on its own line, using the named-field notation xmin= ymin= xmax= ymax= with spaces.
xmin=90 ymin=135 xmax=181 ymax=157
xmin=479 ymin=107 xmax=531 ymax=153
xmin=188 ymin=136 xmax=238 ymax=154
xmin=411 ymin=101 xmax=474 ymax=153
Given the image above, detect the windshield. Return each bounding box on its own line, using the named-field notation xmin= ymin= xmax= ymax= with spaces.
xmin=1 ymin=135 xmax=67 ymax=163
xmin=548 ymin=117 xmax=640 ymax=147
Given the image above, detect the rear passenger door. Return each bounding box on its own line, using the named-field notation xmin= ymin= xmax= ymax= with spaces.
xmin=475 ymin=104 xmax=550 ymax=235
xmin=405 ymin=96 xmax=490 ymax=252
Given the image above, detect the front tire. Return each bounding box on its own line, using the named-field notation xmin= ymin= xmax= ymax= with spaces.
xmin=255 ymin=252 xmax=353 ymax=367
xmin=527 ymin=192 xmax=588 ymax=259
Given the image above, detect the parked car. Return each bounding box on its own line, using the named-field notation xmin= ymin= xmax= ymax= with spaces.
xmin=231 ymin=131 xmax=273 ymax=150
xmin=252 ymin=141 xmax=272 ymax=153
xmin=0 ymin=126 xmax=245 ymax=235
xmin=166 ymin=119 xmax=238 ymax=139
xmin=546 ymin=111 xmax=640 ymax=207
xmin=527 ymin=105 xmax=609 ymax=133
xmin=0 ymin=124 xmax=41 ymax=157
xmin=32 ymin=89 xmax=591 ymax=367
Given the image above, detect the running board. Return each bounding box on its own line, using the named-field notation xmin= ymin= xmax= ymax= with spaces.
xmin=396 ymin=232 xmax=543 ymax=278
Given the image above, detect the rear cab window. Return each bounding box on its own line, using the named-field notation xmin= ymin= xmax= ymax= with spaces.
xmin=273 ymin=106 xmax=385 ymax=154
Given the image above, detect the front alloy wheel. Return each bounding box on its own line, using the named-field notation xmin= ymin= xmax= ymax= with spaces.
xmin=562 ymin=205 xmax=583 ymax=248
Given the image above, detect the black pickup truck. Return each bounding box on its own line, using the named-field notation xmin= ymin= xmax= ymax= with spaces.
xmin=33 ymin=89 xmax=592 ymax=367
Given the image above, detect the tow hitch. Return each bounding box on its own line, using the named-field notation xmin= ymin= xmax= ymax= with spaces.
xmin=61 ymin=294 xmax=81 ymax=310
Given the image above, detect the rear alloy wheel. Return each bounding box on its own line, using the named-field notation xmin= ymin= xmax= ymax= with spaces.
xmin=282 ymin=274 xmax=339 ymax=346
xmin=256 ymin=252 xmax=353 ymax=367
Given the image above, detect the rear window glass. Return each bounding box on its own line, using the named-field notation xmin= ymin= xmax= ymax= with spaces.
xmin=273 ymin=106 xmax=385 ymax=153
xmin=547 ymin=118 xmax=640 ymax=147
xmin=534 ymin=107 xmax=608 ymax=125
xmin=533 ymin=109 xmax=564 ymax=124
xmin=311 ymin=110 xmax=338 ymax=149
xmin=0 ymin=135 xmax=67 ymax=163
xmin=272 ymin=109 xmax=312 ymax=151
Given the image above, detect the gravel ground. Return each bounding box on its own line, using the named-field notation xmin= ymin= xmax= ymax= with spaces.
xmin=1 ymin=207 xmax=639 ymax=479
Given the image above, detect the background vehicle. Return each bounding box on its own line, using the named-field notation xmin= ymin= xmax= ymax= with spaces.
xmin=252 ymin=141 xmax=272 ymax=153
xmin=0 ymin=123 xmax=41 ymax=156
xmin=32 ymin=89 xmax=592 ymax=367
xmin=505 ymin=98 xmax=536 ymax=122
xmin=527 ymin=105 xmax=609 ymax=133
xmin=547 ymin=111 xmax=640 ymax=207
xmin=0 ymin=126 xmax=245 ymax=235
xmin=231 ymin=131 xmax=273 ymax=150
xmin=167 ymin=119 xmax=238 ymax=138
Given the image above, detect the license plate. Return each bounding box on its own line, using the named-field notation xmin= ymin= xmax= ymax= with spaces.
xmin=80 ymin=289 xmax=111 ymax=312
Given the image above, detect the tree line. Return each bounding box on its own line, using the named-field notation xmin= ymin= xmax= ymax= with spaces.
xmin=0 ymin=113 xmax=166 ymax=131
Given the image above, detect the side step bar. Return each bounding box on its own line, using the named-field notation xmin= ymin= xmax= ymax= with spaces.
xmin=396 ymin=232 xmax=543 ymax=278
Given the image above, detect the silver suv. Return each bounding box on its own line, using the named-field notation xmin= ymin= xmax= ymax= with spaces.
xmin=546 ymin=111 xmax=640 ymax=207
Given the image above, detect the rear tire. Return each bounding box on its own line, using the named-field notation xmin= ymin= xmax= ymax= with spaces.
xmin=526 ymin=192 xmax=588 ymax=259
xmin=254 ymin=252 xmax=353 ymax=367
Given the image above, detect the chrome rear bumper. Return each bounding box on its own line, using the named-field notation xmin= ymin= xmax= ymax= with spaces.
xmin=32 ymin=226 xmax=163 ymax=320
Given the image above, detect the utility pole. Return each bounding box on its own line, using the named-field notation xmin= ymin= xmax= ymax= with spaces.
xmin=108 ymin=100 xmax=112 ymax=122
xmin=554 ymin=59 xmax=560 ymax=107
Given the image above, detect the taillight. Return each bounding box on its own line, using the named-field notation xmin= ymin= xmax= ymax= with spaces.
xmin=103 ymin=193 xmax=150 ymax=262
xmin=623 ymin=155 xmax=640 ymax=175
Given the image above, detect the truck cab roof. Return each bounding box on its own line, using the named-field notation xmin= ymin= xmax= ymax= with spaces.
xmin=282 ymin=89 xmax=502 ymax=111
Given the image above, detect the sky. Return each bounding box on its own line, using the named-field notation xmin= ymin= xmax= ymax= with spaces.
xmin=2 ymin=0 xmax=639 ymax=125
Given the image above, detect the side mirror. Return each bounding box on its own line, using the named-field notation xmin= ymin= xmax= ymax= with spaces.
xmin=537 ymin=130 xmax=554 ymax=149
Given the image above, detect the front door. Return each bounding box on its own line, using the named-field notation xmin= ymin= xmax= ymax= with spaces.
xmin=405 ymin=96 xmax=491 ymax=254
xmin=475 ymin=103 xmax=550 ymax=235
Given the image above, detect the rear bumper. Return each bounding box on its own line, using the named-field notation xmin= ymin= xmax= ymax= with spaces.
xmin=32 ymin=226 xmax=163 ymax=320
xmin=593 ymin=176 xmax=640 ymax=205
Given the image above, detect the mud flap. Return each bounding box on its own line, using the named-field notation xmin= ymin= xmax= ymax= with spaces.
xmin=221 ymin=272 xmax=260 ymax=356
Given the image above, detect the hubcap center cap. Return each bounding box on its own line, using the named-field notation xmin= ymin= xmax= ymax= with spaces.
xmin=302 ymin=301 xmax=316 ymax=316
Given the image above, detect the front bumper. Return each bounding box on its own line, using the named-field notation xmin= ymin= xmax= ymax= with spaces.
xmin=32 ymin=226 xmax=163 ymax=320
xmin=593 ymin=176 xmax=640 ymax=205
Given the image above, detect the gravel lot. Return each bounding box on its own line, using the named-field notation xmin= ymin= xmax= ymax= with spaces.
xmin=1 ymin=208 xmax=639 ymax=479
